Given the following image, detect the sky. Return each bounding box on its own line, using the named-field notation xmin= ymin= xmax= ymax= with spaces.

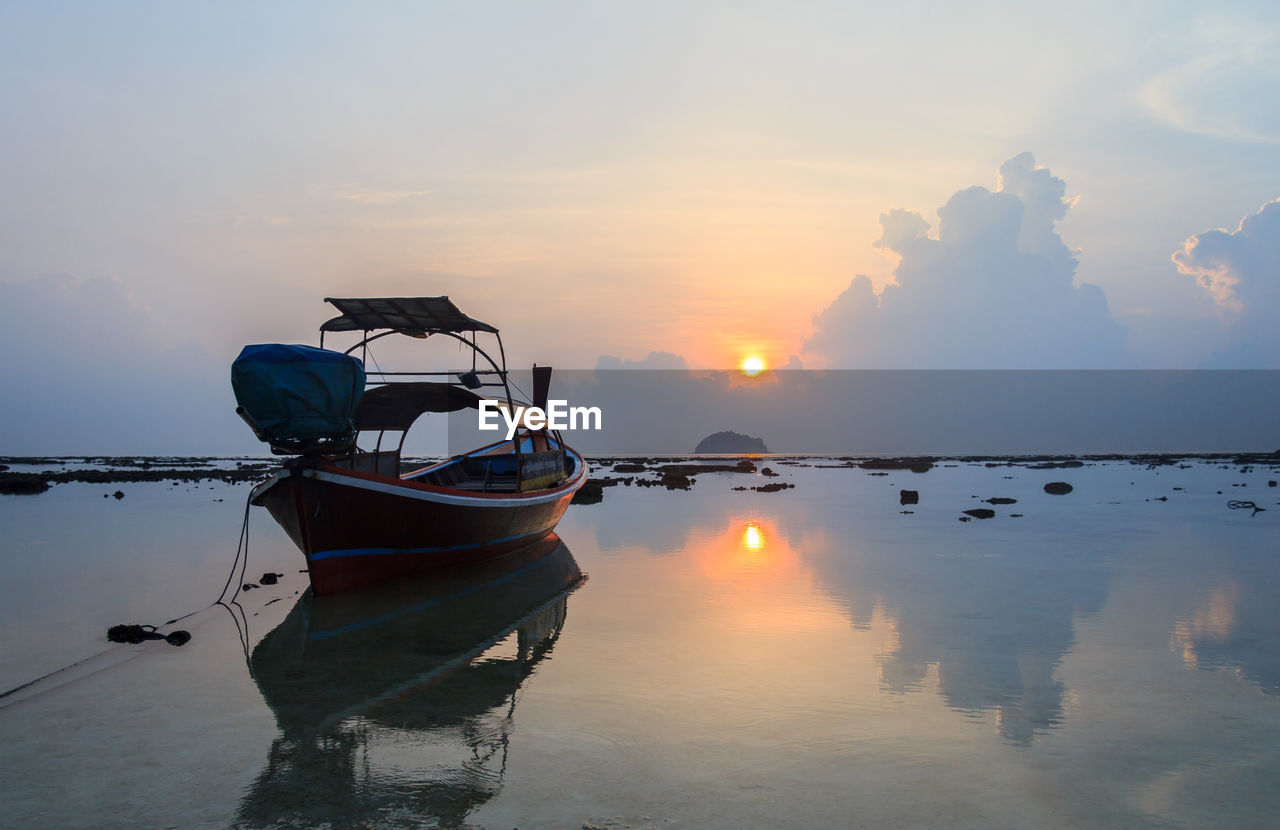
xmin=2 ymin=1 xmax=1279 ymax=453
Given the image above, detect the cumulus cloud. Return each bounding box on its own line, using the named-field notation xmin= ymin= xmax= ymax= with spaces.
xmin=804 ymin=153 xmax=1125 ymax=368
xmin=1173 ymin=199 xmax=1280 ymax=366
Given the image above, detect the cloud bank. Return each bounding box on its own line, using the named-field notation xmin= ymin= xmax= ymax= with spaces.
xmin=1173 ymin=199 xmax=1280 ymax=367
xmin=804 ymin=153 xmax=1126 ymax=368
xmin=595 ymin=351 xmax=689 ymax=370
xmin=0 ymin=274 xmax=251 ymax=454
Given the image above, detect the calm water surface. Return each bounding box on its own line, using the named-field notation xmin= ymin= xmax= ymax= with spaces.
xmin=1 ymin=459 xmax=1278 ymax=829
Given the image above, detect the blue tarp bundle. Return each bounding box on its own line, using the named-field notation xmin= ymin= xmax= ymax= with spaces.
xmin=232 ymin=344 xmax=366 ymax=447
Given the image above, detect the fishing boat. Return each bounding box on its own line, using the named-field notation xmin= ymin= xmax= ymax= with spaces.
xmin=232 ymin=296 xmax=588 ymax=595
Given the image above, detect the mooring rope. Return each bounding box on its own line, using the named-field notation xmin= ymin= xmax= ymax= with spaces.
xmin=212 ymin=492 xmax=255 ymax=670
xmin=215 ymin=494 xmax=253 ymax=607
xmin=0 ymin=487 xmax=259 ymax=702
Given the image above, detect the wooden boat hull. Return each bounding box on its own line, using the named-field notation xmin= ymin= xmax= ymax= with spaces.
xmin=251 ymin=451 xmax=586 ymax=595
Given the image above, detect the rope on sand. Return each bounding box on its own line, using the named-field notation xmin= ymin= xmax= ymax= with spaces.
xmin=0 ymin=490 xmax=255 ymax=701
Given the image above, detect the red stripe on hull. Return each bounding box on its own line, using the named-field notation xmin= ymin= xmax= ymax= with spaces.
xmin=256 ymin=469 xmax=580 ymax=595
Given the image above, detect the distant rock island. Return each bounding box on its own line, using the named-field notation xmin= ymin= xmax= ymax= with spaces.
xmin=694 ymin=431 xmax=768 ymax=453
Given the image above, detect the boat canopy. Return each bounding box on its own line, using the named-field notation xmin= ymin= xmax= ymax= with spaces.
xmin=354 ymin=382 xmax=527 ymax=432
xmin=232 ymin=344 xmax=366 ymax=451
xmin=321 ymin=297 xmax=498 ymax=335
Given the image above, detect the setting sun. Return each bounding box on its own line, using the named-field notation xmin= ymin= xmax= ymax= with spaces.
xmin=741 ymin=356 xmax=766 ymax=376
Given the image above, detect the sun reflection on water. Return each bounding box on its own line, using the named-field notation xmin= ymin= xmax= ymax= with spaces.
xmin=719 ymin=518 xmax=782 ymax=575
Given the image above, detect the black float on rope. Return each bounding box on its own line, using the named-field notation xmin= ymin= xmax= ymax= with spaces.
xmin=1 ymin=492 xmax=257 ymax=702
xmin=102 ymin=490 xmax=260 ymax=652
xmin=106 ymin=624 xmax=191 ymax=647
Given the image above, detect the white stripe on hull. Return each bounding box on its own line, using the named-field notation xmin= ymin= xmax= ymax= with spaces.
xmin=250 ymin=451 xmax=587 ymax=510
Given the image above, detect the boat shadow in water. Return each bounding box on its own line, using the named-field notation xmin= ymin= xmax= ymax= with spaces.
xmin=236 ymin=534 xmax=584 ymax=829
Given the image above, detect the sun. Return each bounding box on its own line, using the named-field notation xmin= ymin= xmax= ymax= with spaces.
xmin=741 ymin=355 xmax=766 ymax=376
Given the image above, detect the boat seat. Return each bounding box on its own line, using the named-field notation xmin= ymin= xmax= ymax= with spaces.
xmin=420 ymin=463 xmax=467 ymax=487
xmin=418 ymin=458 xmax=523 ymax=492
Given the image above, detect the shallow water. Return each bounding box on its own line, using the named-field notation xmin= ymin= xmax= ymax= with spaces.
xmin=1 ymin=458 xmax=1279 ymax=828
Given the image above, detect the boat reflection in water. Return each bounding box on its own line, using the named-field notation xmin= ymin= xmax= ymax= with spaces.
xmin=238 ymin=534 xmax=584 ymax=829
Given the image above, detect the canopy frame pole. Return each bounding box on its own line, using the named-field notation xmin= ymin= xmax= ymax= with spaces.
xmin=318 ymin=304 xmax=516 ymax=469
xmin=337 ymin=330 xmax=510 ymax=399
xmin=492 ymin=330 xmax=519 ymax=477
xmin=493 ymin=332 xmax=511 ymax=409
